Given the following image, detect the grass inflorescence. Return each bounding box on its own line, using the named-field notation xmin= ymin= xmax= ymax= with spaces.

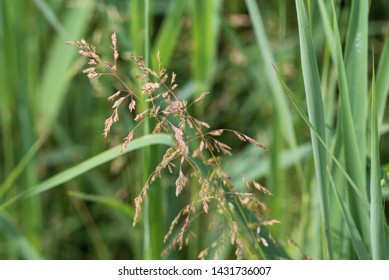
xmin=67 ymin=33 xmax=276 ymax=259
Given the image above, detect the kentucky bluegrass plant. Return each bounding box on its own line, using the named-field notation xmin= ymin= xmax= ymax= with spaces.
xmin=1 ymin=0 xmax=388 ymax=260
xmin=66 ymin=34 xmax=279 ymax=259
xmin=292 ymin=0 xmax=389 ymax=259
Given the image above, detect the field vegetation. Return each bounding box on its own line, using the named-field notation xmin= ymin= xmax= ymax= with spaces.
xmin=1 ymin=0 xmax=388 ymax=260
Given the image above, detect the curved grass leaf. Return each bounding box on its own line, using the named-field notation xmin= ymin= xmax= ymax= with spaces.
xmin=277 ymin=71 xmax=368 ymax=207
xmin=0 ymin=134 xmax=173 ymax=210
xmin=37 ymin=0 xmax=94 ymax=133
xmin=0 ymin=130 xmax=49 ymax=197
xmin=68 ymin=191 xmax=134 ymax=219
xmin=244 ymin=0 xmax=301 ymax=168
xmin=0 ymin=211 xmax=41 ymax=259
xmin=152 ymin=0 xmax=187 ymax=69
xmin=327 ymin=170 xmax=370 ymax=259
xmin=33 ymin=0 xmax=68 ymax=39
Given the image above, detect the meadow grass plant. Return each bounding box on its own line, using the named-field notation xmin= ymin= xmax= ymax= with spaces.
xmin=1 ymin=0 xmax=388 ymax=260
xmin=66 ymin=34 xmax=281 ymax=259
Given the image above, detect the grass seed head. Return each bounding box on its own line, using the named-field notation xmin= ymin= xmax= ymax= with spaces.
xmin=69 ymin=33 xmax=272 ymax=259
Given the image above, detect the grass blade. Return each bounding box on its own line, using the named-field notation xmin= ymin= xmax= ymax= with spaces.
xmin=151 ymin=0 xmax=187 ymax=69
xmin=37 ymin=0 xmax=94 ymax=133
xmin=327 ymin=171 xmax=370 ymax=259
xmin=278 ymin=73 xmax=368 ymax=207
xmin=245 ymin=0 xmax=305 ymax=188
xmin=192 ymin=0 xmax=221 ymax=94
xmin=0 ymin=211 xmax=42 ymax=259
xmin=317 ymin=0 xmax=370 ymax=247
xmin=344 ymin=0 xmax=368 ymax=165
xmin=0 ymin=130 xmax=48 ymax=197
xmin=295 ymin=0 xmax=332 ymax=259
xmin=369 ymin=64 xmax=386 ymax=259
xmin=376 ymin=30 xmax=389 ymax=129
xmin=129 ymin=0 xmax=165 ymax=260
xmin=68 ymin=191 xmax=134 ymax=219
xmin=33 ymin=0 xmax=68 ymax=38
xmin=0 ymin=134 xmax=172 ymax=210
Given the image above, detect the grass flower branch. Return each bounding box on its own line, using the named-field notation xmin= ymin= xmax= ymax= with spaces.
xmin=67 ymin=33 xmax=277 ymax=259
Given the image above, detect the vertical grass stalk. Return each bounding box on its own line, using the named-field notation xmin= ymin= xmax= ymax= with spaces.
xmin=295 ymin=0 xmax=333 ymax=259
xmin=369 ymin=67 xmax=385 ymax=259
xmin=130 ymin=0 xmax=164 ymax=259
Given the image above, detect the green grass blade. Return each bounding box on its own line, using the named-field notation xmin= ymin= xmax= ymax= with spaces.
xmin=376 ymin=30 xmax=389 ymax=129
xmin=68 ymin=191 xmax=134 ymax=219
xmin=0 ymin=134 xmax=172 ymax=210
xmin=279 ymin=71 xmax=369 ymax=207
xmin=0 ymin=1 xmax=16 ymax=178
xmin=129 ymin=0 xmax=145 ymax=54
xmin=369 ymin=64 xmax=386 ymax=259
xmin=1 ymin=0 xmax=43 ymax=251
xmin=37 ymin=0 xmax=94 ymax=133
xmin=129 ymin=0 xmax=165 ymax=260
xmin=192 ymin=0 xmax=221 ymax=94
xmin=344 ymin=0 xmax=368 ymax=165
xmin=0 ymin=130 xmax=49 ymax=197
xmin=151 ymin=0 xmax=187 ymax=69
xmin=295 ymin=0 xmax=332 ymax=259
xmin=188 ymin=0 xmax=221 ymax=259
xmin=244 ymin=0 xmax=305 ymax=187
xmin=33 ymin=0 xmax=68 ymax=38
xmin=317 ymin=0 xmax=370 ymax=246
xmin=317 ymin=0 xmax=366 ymax=191
xmin=327 ymin=170 xmax=370 ymax=259
xmin=0 ymin=211 xmax=42 ymax=259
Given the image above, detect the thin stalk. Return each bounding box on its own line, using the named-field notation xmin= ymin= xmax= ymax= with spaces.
xmin=295 ymin=0 xmax=333 ymax=259
xmin=132 ymin=0 xmax=164 ymax=260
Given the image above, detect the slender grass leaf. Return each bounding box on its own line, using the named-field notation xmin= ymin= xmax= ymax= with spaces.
xmin=317 ymin=0 xmax=370 ymax=247
xmin=295 ymin=0 xmax=332 ymax=259
xmin=344 ymin=0 xmax=368 ymax=163
xmin=277 ymin=70 xmax=368 ymax=207
xmin=0 ymin=130 xmax=49 ymax=197
xmin=37 ymin=0 xmax=94 ymax=133
xmin=245 ymin=0 xmax=305 ymax=188
xmin=376 ymin=30 xmax=389 ymax=128
xmin=152 ymin=0 xmax=187 ymax=69
xmin=68 ymin=191 xmax=134 ymax=219
xmin=192 ymin=0 xmax=221 ymax=94
xmin=33 ymin=0 xmax=68 ymax=38
xmin=369 ymin=64 xmax=386 ymax=259
xmin=0 ymin=211 xmax=41 ymax=260
xmin=327 ymin=170 xmax=370 ymax=259
xmin=130 ymin=0 xmax=166 ymax=260
xmin=0 ymin=134 xmax=173 ymax=210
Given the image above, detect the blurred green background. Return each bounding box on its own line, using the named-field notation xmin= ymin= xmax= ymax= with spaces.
xmin=1 ymin=0 xmax=389 ymax=260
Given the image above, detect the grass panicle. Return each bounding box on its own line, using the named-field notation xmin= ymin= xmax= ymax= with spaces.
xmin=67 ymin=34 xmax=277 ymax=259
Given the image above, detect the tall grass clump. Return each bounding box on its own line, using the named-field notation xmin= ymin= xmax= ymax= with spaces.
xmin=1 ymin=0 xmax=388 ymax=261
xmin=285 ymin=0 xmax=389 ymax=259
xmin=66 ymin=33 xmax=285 ymax=260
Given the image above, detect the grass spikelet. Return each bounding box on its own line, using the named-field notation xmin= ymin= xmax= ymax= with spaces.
xmin=199 ymin=177 xmax=211 ymax=213
xmin=175 ymin=169 xmax=188 ymax=196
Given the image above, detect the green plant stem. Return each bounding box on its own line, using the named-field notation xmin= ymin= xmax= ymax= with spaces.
xmin=295 ymin=0 xmax=333 ymax=259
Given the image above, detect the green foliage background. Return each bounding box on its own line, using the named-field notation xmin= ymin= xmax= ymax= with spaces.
xmin=0 ymin=0 xmax=388 ymax=259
